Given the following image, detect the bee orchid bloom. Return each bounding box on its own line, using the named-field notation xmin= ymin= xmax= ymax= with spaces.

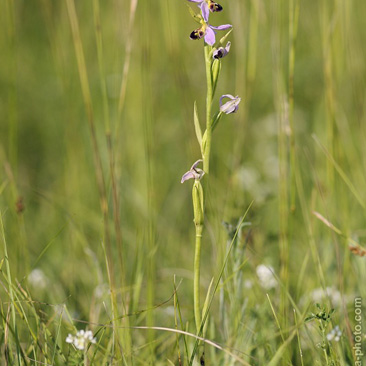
xmin=190 ymin=10 xmax=232 ymax=46
xmin=213 ymin=41 xmax=231 ymax=59
xmin=190 ymin=22 xmax=232 ymax=46
xmin=188 ymin=0 xmax=223 ymax=20
xmin=219 ymin=94 xmax=241 ymax=114
xmin=181 ymin=159 xmax=205 ymax=183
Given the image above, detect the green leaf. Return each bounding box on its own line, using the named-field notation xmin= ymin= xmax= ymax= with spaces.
xmin=211 ymin=58 xmax=221 ymax=97
xmin=211 ymin=111 xmax=223 ymax=132
xmin=198 ymin=112 xmax=222 ymax=158
xmin=305 ymin=315 xmax=315 ymax=322
xmin=193 ymin=101 xmax=203 ymax=151
xmin=201 ymin=277 xmax=214 ymax=337
xmin=201 ymin=131 xmax=207 ymax=156
xmin=267 ymin=330 xmax=297 ymax=366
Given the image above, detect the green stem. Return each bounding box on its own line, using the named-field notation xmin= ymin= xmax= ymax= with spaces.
xmin=320 ymin=321 xmax=330 ymax=365
xmin=203 ymin=43 xmax=213 ymax=173
xmin=194 ymin=224 xmax=203 ymax=333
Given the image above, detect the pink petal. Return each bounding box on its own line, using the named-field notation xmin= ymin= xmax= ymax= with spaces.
xmin=219 ymin=94 xmax=235 ymax=107
xmin=200 ymin=2 xmax=209 ymax=22
xmin=181 ymin=171 xmax=196 ymax=183
xmin=191 ymin=159 xmax=203 ymax=170
xmin=204 ymin=27 xmax=216 ymax=46
xmin=219 ymin=95 xmax=241 ymax=114
xmin=210 ymin=24 xmax=232 ymax=31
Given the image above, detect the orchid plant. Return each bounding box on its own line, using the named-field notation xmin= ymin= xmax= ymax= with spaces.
xmin=181 ymin=0 xmax=241 ymax=360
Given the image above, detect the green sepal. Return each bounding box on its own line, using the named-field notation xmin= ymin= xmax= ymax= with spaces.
xmin=193 ymin=101 xmax=203 ymax=152
xmin=187 ymin=5 xmax=202 ymax=23
xmin=219 ymin=28 xmax=233 ymax=46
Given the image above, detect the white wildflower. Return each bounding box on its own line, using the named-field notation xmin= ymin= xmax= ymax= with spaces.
xmin=163 ymin=306 xmax=176 ymax=317
xmin=256 ymin=264 xmax=277 ymax=290
xmin=244 ymin=279 xmax=253 ymax=289
xmin=28 ymin=269 xmax=47 ymax=289
xmin=94 ymin=283 xmax=109 ymax=299
xmin=66 ymin=330 xmax=96 ymax=350
xmin=311 ymin=287 xmax=342 ymax=307
xmin=326 ymin=325 xmax=342 ymax=342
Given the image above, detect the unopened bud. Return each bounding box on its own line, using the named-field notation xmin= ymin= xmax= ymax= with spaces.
xmin=192 ymin=180 xmax=204 ymax=227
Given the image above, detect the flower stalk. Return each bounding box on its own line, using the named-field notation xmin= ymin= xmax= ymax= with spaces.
xmin=183 ymin=0 xmax=241 ymax=347
xmin=203 ymin=44 xmax=213 ymax=174
xmin=194 ymin=227 xmax=202 ymax=332
xmin=193 ymin=180 xmax=204 ymax=332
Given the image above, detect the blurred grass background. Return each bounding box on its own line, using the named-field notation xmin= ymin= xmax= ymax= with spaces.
xmin=1 ymin=0 xmax=366 ymax=364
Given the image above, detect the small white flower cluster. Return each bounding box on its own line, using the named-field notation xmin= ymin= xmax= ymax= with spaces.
xmin=256 ymin=264 xmax=277 ymax=290
xmin=66 ymin=330 xmax=96 ymax=350
xmin=311 ymin=287 xmax=342 ymax=307
xmin=244 ymin=279 xmax=253 ymax=289
xmin=326 ymin=325 xmax=342 ymax=342
xmin=28 ymin=268 xmax=48 ymax=289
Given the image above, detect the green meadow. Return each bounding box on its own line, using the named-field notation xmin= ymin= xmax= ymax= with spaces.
xmin=1 ymin=0 xmax=365 ymax=364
